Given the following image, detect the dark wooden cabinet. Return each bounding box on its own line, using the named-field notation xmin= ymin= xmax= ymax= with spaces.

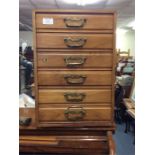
xmin=20 ymin=10 xmax=116 ymax=155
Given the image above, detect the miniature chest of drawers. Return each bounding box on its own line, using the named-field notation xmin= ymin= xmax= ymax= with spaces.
xmin=20 ymin=10 xmax=116 ymax=155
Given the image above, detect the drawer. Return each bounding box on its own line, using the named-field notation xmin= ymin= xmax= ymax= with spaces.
xmin=38 ymin=70 xmax=112 ymax=86
xmin=38 ymin=88 xmax=112 ymax=103
xmin=36 ymin=13 xmax=114 ymax=30
xmin=20 ymin=134 xmax=111 ymax=154
xmin=37 ymin=52 xmax=113 ymax=68
xmin=38 ymin=105 xmax=111 ymax=122
xmin=36 ymin=33 xmax=113 ymax=49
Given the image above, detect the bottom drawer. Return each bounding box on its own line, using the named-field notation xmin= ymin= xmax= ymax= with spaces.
xmin=20 ymin=132 xmax=115 ymax=155
xmin=38 ymin=105 xmax=112 ymax=122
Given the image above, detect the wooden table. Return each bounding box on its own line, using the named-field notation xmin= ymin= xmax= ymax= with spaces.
xmin=123 ymin=98 xmax=135 ymax=109
xmin=127 ymin=109 xmax=135 ymax=119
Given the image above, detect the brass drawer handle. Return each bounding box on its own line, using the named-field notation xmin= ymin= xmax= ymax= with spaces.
xmin=64 ymin=106 xmax=86 ymax=121
xmin=64 ymin=74 xmax=86 ymax=84
xmin=64 ymin=92 xmax=86 ymax=102
xmin=64 ymin=17 xmax=86 ymax=28
xmin=64 ymin=56 xmax=86 ymax=67
xmin=64 ymin=37 xmax=87 ymax=48
xmin=19 ymin=117 xmax=32 ymax=126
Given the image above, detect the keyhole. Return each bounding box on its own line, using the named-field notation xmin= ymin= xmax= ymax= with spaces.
xmin=42 ymin=58 xmax=48 ymax=62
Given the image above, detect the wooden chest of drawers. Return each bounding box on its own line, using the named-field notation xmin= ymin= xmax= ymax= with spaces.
xmin=20 ymin=10 xmax=116 ymax=155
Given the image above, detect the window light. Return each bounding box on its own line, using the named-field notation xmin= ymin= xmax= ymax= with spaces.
xmin=63 ymin=0 xmax=102 ymax=6
xmin=127 ymin=21 xmax=135 ymax=30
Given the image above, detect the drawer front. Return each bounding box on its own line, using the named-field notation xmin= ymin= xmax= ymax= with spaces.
xmin=38 ymin=105 xmax=111 ymax=122
xmin=37 ymin=52 xmax=113 ymax=68
xmin=36 ymin=13 xmax=114 ymax=30
xmin=36 ymin=33 xmax=113 ymax=49
xmin=38 ymin=89 xmax=112 ymax=103
xmin=38 ymin=71 xmax=112 ymax=86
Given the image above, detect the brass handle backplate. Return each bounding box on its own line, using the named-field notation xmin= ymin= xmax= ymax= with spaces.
xmin=64 ymin=92 xmax=86 ymax=102
xmin=64 ymin=17 xmax=86 ymax=28
xmin=64 ymin=37 xmax=87 ymax=48
xmin=64 ymin=74 xmax=86 ymax=84
xmin=64 ymin=106 xmax=86 ymax=121
xmin=19 ymin=117 xmax=32 ymax=126
xmin=64 ymin=56 xmax=86 ymax=67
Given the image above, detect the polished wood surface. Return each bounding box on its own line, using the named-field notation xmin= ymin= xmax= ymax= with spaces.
xmin=36 ymin=13 xmax=114 ymax=30
xmin=36 ymin=33 xmax=113 ymax=49
xmin=38 ymin=70 xmax=112 ymax=86
xmin=20 ymin=134 xmax=110 ymax=154
xmin=20 ymin=10 xmax=116 ymax=155
xmin=37 ymin=52 xmax=113 ymax=68
xmin=39 ymin=105 xmax=111 ymax=122
xmin=107 ymin=131 xmax=116 ymax=155
xmin=38 ymin=88 xmax=112 ymax=103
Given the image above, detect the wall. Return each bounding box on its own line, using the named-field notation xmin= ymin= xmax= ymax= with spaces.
xmin=116 ymin=29 xmax=135 ymax=56
xmin=19 ymin=31 xmax=33 ymax=48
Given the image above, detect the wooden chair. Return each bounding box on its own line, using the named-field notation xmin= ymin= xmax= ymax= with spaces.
xmin=116 ymin=49 xmax=131 ymax=62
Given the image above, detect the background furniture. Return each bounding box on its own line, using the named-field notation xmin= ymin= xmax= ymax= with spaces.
xmin=122 ymin=80 xmax=135 ymax=144
xmin=115 ymin=49 xmax=134 ymax=98
xmin=116 ymin=49 xmax=131 ymax=62
xmin=123 ymin=99 xmax=135 ymax=144
xmin=20 ymin=10 xmax=116 ymax=155
xmin=19 ymin=66 xmax=26 ymax=94
xmin=114 ymin=83 xmax=126 ymax=124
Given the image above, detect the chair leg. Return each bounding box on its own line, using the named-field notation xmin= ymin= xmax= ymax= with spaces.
xmin=118 ymin=110 xmax=122 ymax=124
xmin=115 ymin=110 xmax=122 ymax=124
xmin=124 ymin=113 xmax=129 ymax=133
xmin=125 ymin=120 xmax=128 ymax=133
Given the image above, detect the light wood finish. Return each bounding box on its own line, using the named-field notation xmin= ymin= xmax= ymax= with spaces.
xmin=20 ymin=136 xmax=59 ymax=146
xmin=38 ymin=105 xmax=111 ymax=122
xmin=36 ymin=33 xmax=113 ymax=49
xmin=123 ymin=98 xmax=135 ymax=109
xmin=38 ymin=70 xmax=112 ymax=86
xmin=37 ymin=52 xmax=113 ymax=68
xmin=20 ymin=10 xmax=116 ymax=155
xmin=127 ymin=109 xmax=135 ymax=119
xmin=38 ymin=88 xmax=112 ymax=103
xmin=36 ymin=13 xmax=114 ymax=30
xmin=123 ymin=98 xmax=135 ymax=115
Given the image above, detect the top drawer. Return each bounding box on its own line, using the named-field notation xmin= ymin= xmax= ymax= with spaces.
xmin=36 ymin=13 xmax=114 ymax=30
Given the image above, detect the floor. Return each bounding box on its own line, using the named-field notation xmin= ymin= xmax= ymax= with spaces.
xmin=113 ymin=123 xmax=135 ymax=155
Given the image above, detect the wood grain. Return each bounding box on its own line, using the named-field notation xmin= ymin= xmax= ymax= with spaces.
xmin=22 ymin=10 xmax=116 ymax=155
xmin=36 ymin=13 xmax=114 ymax=30
xmin=37 ymin=52 xmax=113 ymax=68
xmin=38 ymin=70 xmax=112 ymax=86
xmin=38 ymin=105 xmax=111 ymax=122
xmin=36 ymin=33 xmax=113 ymax=49
xmin=38 ymin=88 xmax=112 ymax=103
